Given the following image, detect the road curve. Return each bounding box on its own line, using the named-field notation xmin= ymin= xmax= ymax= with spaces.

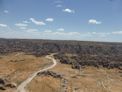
xmin=16 ymin=55 xmax=57 ymax=92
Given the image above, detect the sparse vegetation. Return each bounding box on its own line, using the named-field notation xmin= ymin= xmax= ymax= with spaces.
xmin=0 ymin=39 xmax=122 ymax=92
xmin=54 ymin=53 xmax=122 ymax=69
xmin=0 ymin=39 xmax=122 ymax=69
xmin=27 ymin=64 xmax=122 ymax=92
xmin=0 ymin=52 xmax=51 ymax=92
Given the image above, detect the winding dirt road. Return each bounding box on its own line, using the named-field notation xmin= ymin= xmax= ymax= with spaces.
xmin=16 ymin=55 xmax=57 ymax=92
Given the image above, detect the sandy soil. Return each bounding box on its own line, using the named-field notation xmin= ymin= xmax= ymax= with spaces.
xmin=0 ymin=52 xmax=51 ymax=92
xmin=0 ymin=53 xmax=122 ymax=92
xmin=27 ymin=63 xmax=122 ymax=92
xmin=16 ymin=55 xmax=57 ymax=92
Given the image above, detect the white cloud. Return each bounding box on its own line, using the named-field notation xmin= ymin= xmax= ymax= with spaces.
xmin=23 ymin=21 xmax=30 ymax=24
xmin=52 ymin=31 xmax=65 ymax=35
xmin=63 ymin=8 xmax=75 ymax=13
xmin=68 ymin=32 xmax=80 ymax=35
xmin=44 ymin=30 xmax=52 ymax=33
xmin=54 ymin=0 xmax=62 ymax=4
xmin=112 ymin=31 xmax=122 ymax=35
xmin=43 ymin=30 xmax=80 ymax=36
xmin=4 ymin=10 xmax=9 ymax=14
xmin=30 ymin=18 xmax=46 ymax=26
xmin=25 ymin=29 xmax=39 ymax=33
xmin=88 ymin=19 xmax=102 ymax=24
xmin=53 ymin=31 xmax=80 ymax=36
xmin=1 ymin=26 xmax=122 ymax=41
xmin=90 ymin=32 xmax=111 ymax=37
xmin=0 ymin=24 xmax=8 ymax=27
xmin=19 ymin=27 xmax=27 ymax=30
xmin=45 ymin=18 xmax=54 ymax=22
xmin=57 ymin=28 xmax=64 ymax=31
xmin=15 ymin=23 xmax=28 ymax=27
xmin=56 ymin=4 xmax=62 ymax=8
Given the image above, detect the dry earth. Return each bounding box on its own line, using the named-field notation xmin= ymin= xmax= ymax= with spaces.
xmin=27 ymin=63 xmax=122 ymax=92
xmin=0 ymin=52 xmax=122 ymax=92
xmin=0 ymin=52 xmax=51 ymax=92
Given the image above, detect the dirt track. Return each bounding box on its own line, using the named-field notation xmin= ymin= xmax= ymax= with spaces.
xmin=16 ymin=55 xmax=57 ymax=92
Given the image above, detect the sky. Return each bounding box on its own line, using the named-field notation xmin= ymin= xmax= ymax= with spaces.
xmin=0 ymin=0 xmax=122 ymax=42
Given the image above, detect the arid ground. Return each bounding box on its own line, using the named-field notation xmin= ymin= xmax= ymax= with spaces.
xmin=27 ymin=64 xmax=122 ymax=92
xmin=0 ymin=52 xmax=51 ymax=92
xmin=0 ymin=39 xmax=122 ymax=92
xmin=0 ymin=52 xmax=122 ymax=92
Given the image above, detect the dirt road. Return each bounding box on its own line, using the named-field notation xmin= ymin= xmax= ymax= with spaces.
xmin=16 ymin=55 xmax=57 ymax=92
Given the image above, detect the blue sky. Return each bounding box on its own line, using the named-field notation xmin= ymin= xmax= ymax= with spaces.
xmin=0 ymin=0 xmax=122 ymax=42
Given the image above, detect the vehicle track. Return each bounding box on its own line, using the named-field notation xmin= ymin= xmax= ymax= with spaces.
xmin=16 ymin=55 xmax=57 ymax=92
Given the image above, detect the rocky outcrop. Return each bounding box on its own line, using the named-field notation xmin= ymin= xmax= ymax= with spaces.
xmin=37 ymin=71 xmax=63 ymax=79
xmin=37 ymin=71 xmax=69 ymax=92
xmin=5 ymin=83 xmax=17 ymax=88
xmin=0 ymin=78 xmax=16 ymax=90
